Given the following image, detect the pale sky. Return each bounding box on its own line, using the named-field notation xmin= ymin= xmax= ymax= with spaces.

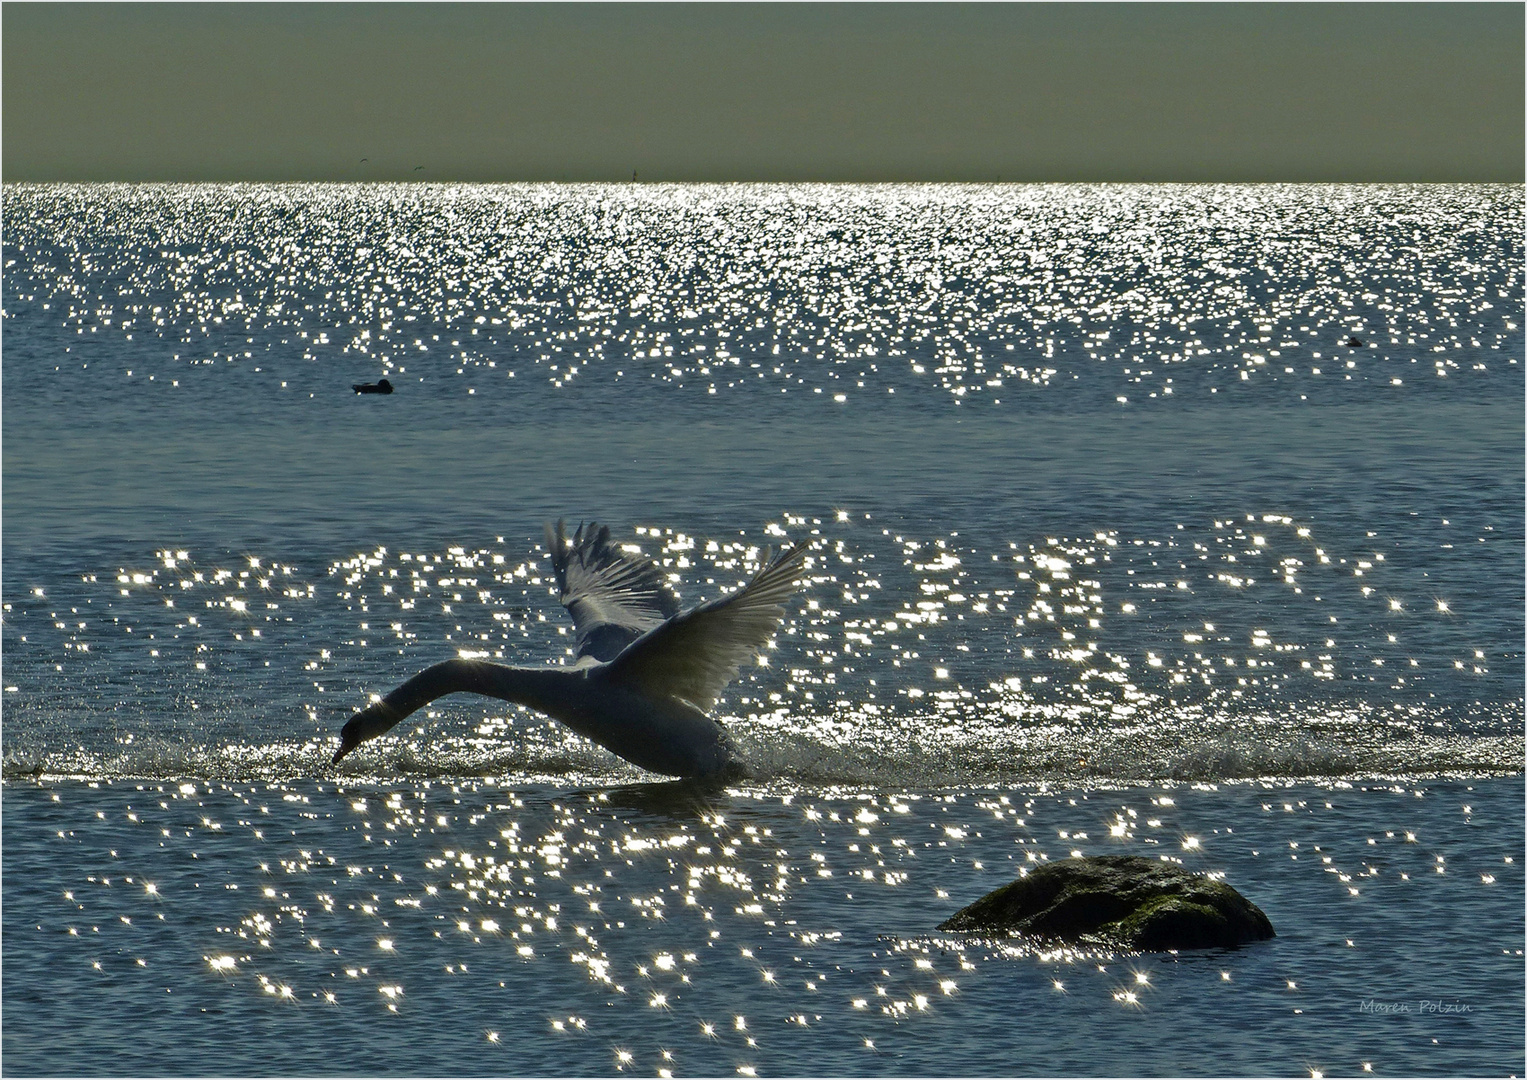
xmin=4 ymin=2 xmax=1522 ymax=182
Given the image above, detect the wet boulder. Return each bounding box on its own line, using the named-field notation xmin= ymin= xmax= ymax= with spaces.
xmin=937 ymin=854 xmax=1274 ymax=951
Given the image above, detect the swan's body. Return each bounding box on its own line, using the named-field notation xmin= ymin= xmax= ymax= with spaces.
xmin=331 ymin=522 xmax=808 ymax=779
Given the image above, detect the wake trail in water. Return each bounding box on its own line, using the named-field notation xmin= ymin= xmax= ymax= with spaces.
xmin=6 ymin=720 xmax=1519 ymax=786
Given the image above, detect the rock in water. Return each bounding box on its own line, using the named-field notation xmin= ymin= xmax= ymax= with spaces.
xmin=938 ymin=854 xmax=1274 ymax=951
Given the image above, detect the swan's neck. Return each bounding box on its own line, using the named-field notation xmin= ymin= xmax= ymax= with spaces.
xmin=342 ymin=657 xmax=741 ymax=779
xmin=383 ymin=659 xmax=580 ymax=719
xmin=338 ymin=660 xmax=586 ymax=760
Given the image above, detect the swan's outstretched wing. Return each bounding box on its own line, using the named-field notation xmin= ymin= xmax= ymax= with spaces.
xmin=546 ymin=520 xmax=682 ymax=662
xmin=602 ymin=543 xmax=809 ymax=712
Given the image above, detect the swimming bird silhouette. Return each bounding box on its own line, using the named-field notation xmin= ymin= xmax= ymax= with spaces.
xmin=331 ymin=522 xmax=808 ymax=779
xmin=353 ymin=378 xmax=393 ymax=394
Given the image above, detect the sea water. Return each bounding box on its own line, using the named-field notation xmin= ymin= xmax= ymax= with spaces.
xmin=2 ymin=183 xmax=1522 ymax=1076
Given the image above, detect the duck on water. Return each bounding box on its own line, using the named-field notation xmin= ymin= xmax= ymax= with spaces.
xmin=331 ymin=522 xmax=809 ymax=780
xmin=353 ymin=378 xmax=393 ymax=394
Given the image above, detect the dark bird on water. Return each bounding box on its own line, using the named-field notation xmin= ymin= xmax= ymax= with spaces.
xmin=331 ymin=522 xmax=809 ymax=780
xmin=1343 ymin=335 xmax=1366 ymax=347
xmin=353 ymin=378 xmax=393 ymax=394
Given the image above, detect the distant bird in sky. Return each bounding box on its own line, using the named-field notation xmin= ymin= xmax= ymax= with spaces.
xmin=352 ymin=378 xmax=393 ymax=394
xmin=359 ymin=157 xmax=369 ymax=163
xmin=331 ymin=522 xmax=809 ymax=779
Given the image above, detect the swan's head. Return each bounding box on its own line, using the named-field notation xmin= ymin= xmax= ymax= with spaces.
xmin=331 ymin=702 xmax=400 ymax=765
xmin=331 ymin=721 xmax=363 ymax=765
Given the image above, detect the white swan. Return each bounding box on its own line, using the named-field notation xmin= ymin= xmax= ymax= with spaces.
xmin=331 ymin=522 xmax=808 ymax=779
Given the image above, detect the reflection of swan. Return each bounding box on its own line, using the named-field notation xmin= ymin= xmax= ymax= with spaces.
xmin=332 ymin=522 xmax=808 ymax=779
xmin=587 ymin=778 xmax=733 ymax=817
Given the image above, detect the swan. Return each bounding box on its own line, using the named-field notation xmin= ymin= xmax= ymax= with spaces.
xmin=331 ymin=522 xmax=808 ymax=779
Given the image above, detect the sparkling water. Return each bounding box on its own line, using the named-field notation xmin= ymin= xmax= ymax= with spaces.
xmin=3 ymin=183 xmax=1522 ymax=1075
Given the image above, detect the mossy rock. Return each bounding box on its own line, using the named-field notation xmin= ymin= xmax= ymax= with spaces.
xmin=938 ymin=854 xmax=1274 ymax=951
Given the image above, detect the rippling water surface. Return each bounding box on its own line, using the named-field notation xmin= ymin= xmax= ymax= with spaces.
xmin=3 ymin=183 xmax=1522 ymax=1075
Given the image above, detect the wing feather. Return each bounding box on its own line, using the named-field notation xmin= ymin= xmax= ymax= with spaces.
xmin=601 ymin=543 xmax=809 ymax=712
xmin=545 ymin=520 xmax=681 ymax=662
